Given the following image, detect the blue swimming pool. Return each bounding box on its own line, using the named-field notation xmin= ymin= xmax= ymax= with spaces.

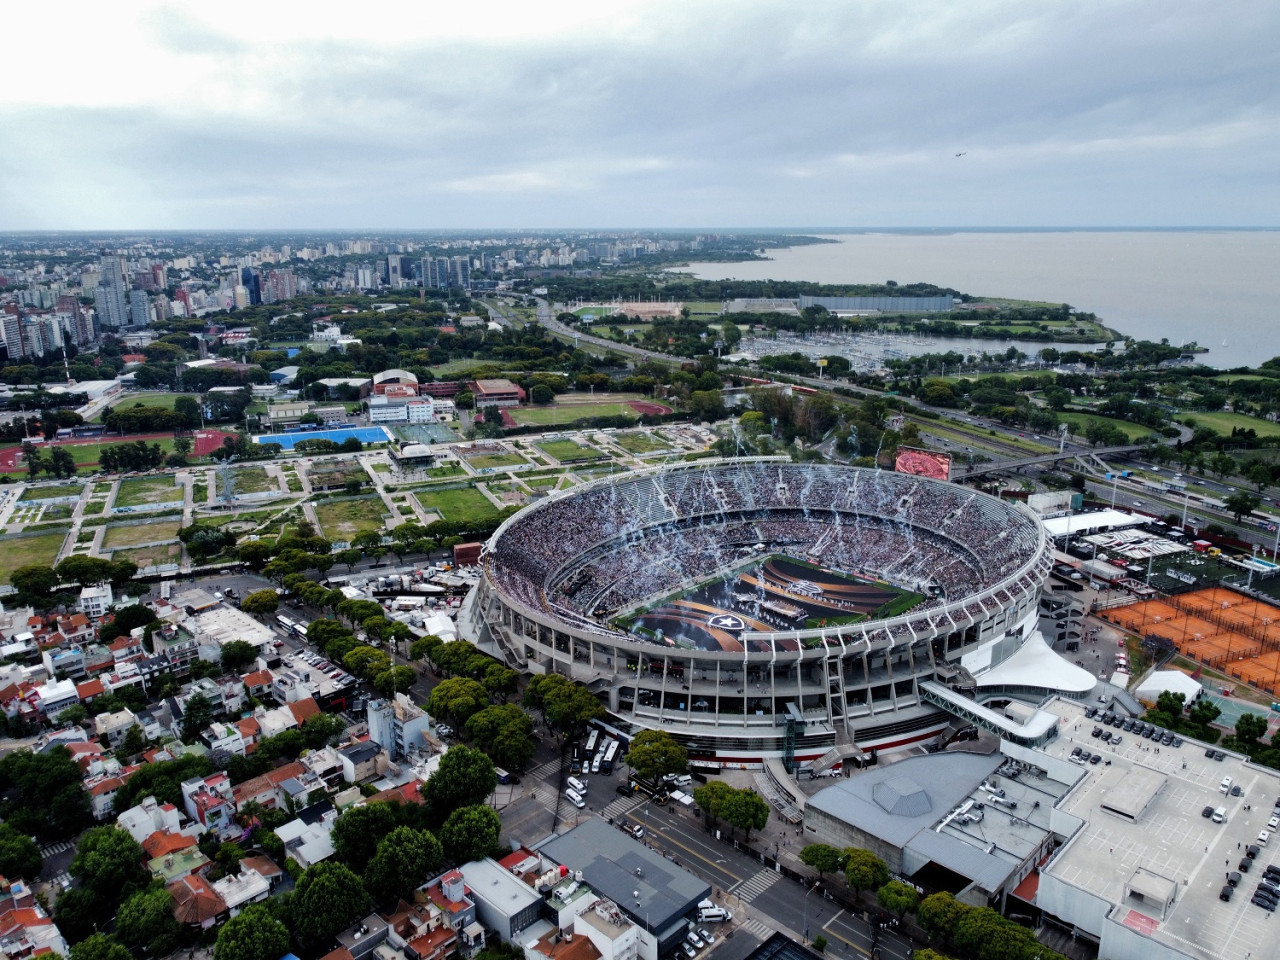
xmin=253 ymin=426 xmax=393 ymax=450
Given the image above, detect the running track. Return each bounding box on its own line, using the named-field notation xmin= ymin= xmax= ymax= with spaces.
xmin=0 ymin=429 xmax=235 ymax=470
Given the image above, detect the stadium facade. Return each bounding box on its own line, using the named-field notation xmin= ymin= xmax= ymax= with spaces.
xmin=464 ymin=459 xmax=1069 ymax=767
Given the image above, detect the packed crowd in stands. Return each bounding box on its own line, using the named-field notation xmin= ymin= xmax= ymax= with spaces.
xmin=485 ymin=463 xmax=1046 ymax=646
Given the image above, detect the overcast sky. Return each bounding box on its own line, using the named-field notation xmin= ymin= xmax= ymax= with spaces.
xmin=2 ymin=0 xmax=1277 ymax=230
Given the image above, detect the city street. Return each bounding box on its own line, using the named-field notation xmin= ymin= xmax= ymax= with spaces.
xmin=636 ymin=800 xmax=915 ymax=960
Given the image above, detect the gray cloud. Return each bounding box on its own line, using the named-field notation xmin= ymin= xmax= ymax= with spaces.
xmin=2 ymin=0 xmax=1278 ymax=228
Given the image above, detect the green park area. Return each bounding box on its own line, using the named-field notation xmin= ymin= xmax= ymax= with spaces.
xmin=0 ymin=438 xmax=178 ymax=477
xmin=314 ymin=497 xmax=388 ymax=540
xmin=416 ymin=485 xmax=499 ymax=525
xmin=535 ymin=438 xmax=608 ymax=463
xmin=1185 ymin=411 xmax=1280 ymax=440
xmin=105 ymin=392 xmax=198 ymax=416
xmin=113 ymin=543 xmax=183 ymax=569
xmin=612 ymin=431 xmax=671 ymax=455
xmin=19 ymin=483 xmax=84 ymax=502
xmin=217 ymin=466 xmax=277 ymax=497
xmin=115 ymin=475 xmax=184 ymax=508
xmin=573 ymin=305 xmax=620 ymax=318
xmin=0 ymin=530 xmax=68 ymax=584
xmin=683 ymin=301 xmax=724 ymax=316
xmin=102 ymin=520 xmax=183 ymax=549
xmin=1058 ymin=412 xmax=1156 ymax=443
xmin=511 ymin=401 xmax=640 ymax=427
xmin=466 ymin=451 xmax=528 ymax=469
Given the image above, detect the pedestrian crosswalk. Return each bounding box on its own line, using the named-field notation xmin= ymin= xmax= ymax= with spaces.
xmin=601 ymin=795 xmax=644 ymax=820
xmin=40 ymin=842 xmax=72 ymax=858
xmin=736 ymin=918 xmax=775 ymax=940
xmin=532 ymin=784 xmax=560 ymax=808
xmin=49 ymin=871 xmax=71 ymax=890
xmin=732 ymin=869 xmax=781 ymax=903
xmin=530 ymin=759 xmax=561 ymax=781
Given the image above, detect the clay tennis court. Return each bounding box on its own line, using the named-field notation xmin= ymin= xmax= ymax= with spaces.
xmin=1103 ymin=587 xmax=1280 ymax=693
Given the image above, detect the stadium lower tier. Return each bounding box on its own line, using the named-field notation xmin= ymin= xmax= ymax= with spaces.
xmin=466 ymin=459 xmax=1065 ymax=764
xmin=465 ymin=577 xmax=1066 ymax=764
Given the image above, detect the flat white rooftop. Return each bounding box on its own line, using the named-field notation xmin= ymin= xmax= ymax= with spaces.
xmin=1041 ymin=698 xmax=1280 ymax=960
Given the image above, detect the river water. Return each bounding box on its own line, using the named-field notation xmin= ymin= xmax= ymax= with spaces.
xmin=675 ymin=230 xmax=1280 ymax=370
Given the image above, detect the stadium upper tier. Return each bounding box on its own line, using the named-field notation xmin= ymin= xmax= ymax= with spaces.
xmin=482 ymin=459 xmax=1051 ymax=653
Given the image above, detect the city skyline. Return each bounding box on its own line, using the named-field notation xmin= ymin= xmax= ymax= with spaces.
xmin=2 ymin=0 xmax=1278 ymax=230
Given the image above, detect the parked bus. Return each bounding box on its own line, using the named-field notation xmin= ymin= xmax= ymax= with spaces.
xmin=275 ymin=614 xmax=296 ymax=633
xmin=602 ymin=738 xmax=619 ymax=774
xmin=584 ymin=728 xmax=600 ymax=756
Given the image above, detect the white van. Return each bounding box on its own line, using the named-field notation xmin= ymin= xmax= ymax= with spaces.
xmin=565 ymin=788 xmax=586 ymax=809
xmin=591 ymin=754 xmax=603 ymax=774
xmin=699 ymin=906 xmax=732 ymax=923
xmin=1212 ymin=807 xmax=1227 ymax=824
xmin=567 ymin=776 xmax=588 ymax=795
xmin=1221 ymin=777 xmax=1233 ymax=794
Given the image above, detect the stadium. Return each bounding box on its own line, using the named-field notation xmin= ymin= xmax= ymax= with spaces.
xmin=464 ymin=459 xmax=1063 ymax=766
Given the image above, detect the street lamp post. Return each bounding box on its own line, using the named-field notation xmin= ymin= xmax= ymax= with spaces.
xmin=802 ymin=881 xmax=819 ymax=942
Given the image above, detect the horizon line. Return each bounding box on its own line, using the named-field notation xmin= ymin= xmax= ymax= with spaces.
xmin=1 ymin=225 xmax=1279 ymax=236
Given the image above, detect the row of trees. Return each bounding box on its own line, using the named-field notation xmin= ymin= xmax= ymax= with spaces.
xmin=7 ymin=557 xmax=140 ymax=609
xmin=20 ymin=441 xmax=78 ymax=478
xmin=691 ymin=782 xmax=770 ymax=841
xmin=796 ymin=844 xmax=1064 ymax=960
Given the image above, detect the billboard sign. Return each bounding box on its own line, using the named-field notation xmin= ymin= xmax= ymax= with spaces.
xmin=894 ymin=447 xmax=952 ymax=481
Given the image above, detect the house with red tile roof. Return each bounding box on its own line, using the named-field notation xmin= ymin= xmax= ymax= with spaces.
xmin=167 ymin=874 xmax=227 ymax=929
xmin=232 ymin=760 xmax=308 ymax=812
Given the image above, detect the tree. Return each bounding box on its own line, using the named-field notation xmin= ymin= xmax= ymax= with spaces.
xmin=1224 ymin=490 xmax=1262 ymax=523
xmin=843 ymin=848 xmax=889 ymax=901
xmin=1210 ymin=452 xmax=1237 ymax=479
xmin=70 ymin=933 xmax=133 ymax=960
xmin=116 ymin=886 xmax=181 ymax=957
xmin=1237 ymin=712 xmax=1269 ymax=745
xmin=174 ymin=395 xmax=202 ymax=429
xmin=953 ymin=906 xmax=1038 ymax=960
xmin=1248 ymin=462 xmax=1272 ymax=492
xmin=374 ymin=666 xmax=417 ymax=698
xmin=1155 ymin=691 xmax=1186 ymax=718
xmin=214 ymin=904 xmax=291 ymax=960
xmin=482 ymin=663 xmax=520 ymax=702
xmin=291 ymin=861 xmax=373 ymax=949
xmin=364 ymin=826 xmax=443 ymax=904
xmin=237 ymin=540 xmax=273 ymax=571
xmin=692 ymin=781 xmax=734 ymax=826
xmin=303 ymin=712 xmax=347 ymax=749
xmin=422 ymin=746 xmax=497 ymax=824
xmin=466 ymin=704 xmax=536 ymax=770
xmin=523 ymin=674 xmax=603 ymax=744
xmin=180 ymin=693 xmax=216 ymax=744
xmin=0 ymin=825 xmax=41 ymax=881
xmin=798 ymin=843 xmax=845 ymax=880
xmin=221 ymin=640 xmax=259 ymax=673
xmin=70 ymin=827 xmax=150 ymax=912
xmin=240 ymin=589 xmax=280 ymax=618
xmin=332 ymin=802 xmax=401 ymax=874
xmin=720 ymin=788 xmax=769 ymax=841
xmin=441 ymin=805 xmax=502 ymax=866
xmin=9 ymin=564 xmax=58 ymax=606
xmin=624 ymin=730 xmax=688 ymax=783
xmin=427 ymin=677 xmax=490 ymax=726
xmin=877 ymin=880 xmax=919 ymax=919
xmin=917 ymin=891 xmax=967 ymax=946
xmin=55 ymin=886 xmax=101 ymax=944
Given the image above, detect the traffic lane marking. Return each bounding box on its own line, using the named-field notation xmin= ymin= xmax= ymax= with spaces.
xmin=644 ymin=821 xmax=748 ymax=888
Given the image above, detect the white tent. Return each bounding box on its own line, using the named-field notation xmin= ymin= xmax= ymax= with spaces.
xmin=1133 ymin=670 xmax=1203 ymax=705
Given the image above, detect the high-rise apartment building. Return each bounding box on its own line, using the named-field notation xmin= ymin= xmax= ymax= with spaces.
xmin=130 ymin=290 xmax=152 ymax=327
xmin=94 ymin=257 xmax=130 ymax=329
